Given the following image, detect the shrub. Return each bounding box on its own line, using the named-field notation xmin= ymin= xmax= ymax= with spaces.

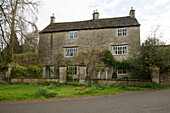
xmin=85 ymin=81 xmax=92 ymax=87
xmin=141 ymin=82 xmax=158 ymax=88
xmin=46 ymin=90 xmax=58 ymax=98
xmin=120 ymin=84 xmax=128 ymax=89
xmin=102 ymin=50 xmax=116 ymax=66
xmin=36 ymin=87 xmax=59 ymax=98
xmin=27 ymin=65 xmax=42 ymax=78
xmin=11 ymin=64 xmax=27 ymax=78
xmin=66 ymin=75 xmax=73 ymax=81
xmin=13 ymin=52 xmax=38 ymax=61
xmin=112 ymin=72 xmax=117 ymax=78
xmin=36 ymin=87 xmax=48 ymax=97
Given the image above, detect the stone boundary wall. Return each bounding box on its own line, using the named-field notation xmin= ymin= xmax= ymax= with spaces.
xmin=11 ymin=78 xmax=59 ymax=84
xmin=87 ymin=79 xmax=151 ymax=86
xmin=160 ymin=71 xmax=170 ymax=85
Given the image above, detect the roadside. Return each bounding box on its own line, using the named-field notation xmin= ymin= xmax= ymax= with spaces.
xmin=1 ymin=88 xmax=170 ymax=105
xmin=1 ymin=83 xmax=170 ymax=103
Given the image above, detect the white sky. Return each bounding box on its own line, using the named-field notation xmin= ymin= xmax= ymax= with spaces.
xmin=37 ymin=0 xmax=170 ymax=44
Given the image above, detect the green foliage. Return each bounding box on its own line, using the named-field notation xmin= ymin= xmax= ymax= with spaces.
xmin=13 ymin=52 xmax=38 ymax=60
xmin=120 ymin=84 xmax=128 ymax=89
xmin=36 ymin=86 xmax=58 ymax=98
xmin=27 ymin=65 xmax=42 ymax=78
xmin=112 ymin=72 xmax=117 ymax=78
xmin=129 ymin=38 xmax=168 ymax=79
xmin=1 ymin=83 xmax=170 ymax=102
xmin=11 ymin=64 xmax=42 ymax=78
xmin=115 ymin=60 xmax=130 ymax=69
xmin=11 ymin=64 xmax=27 ymax=78
xmin=36 ymin=87 xmax=48 ymax=97
xmin=85 ymin=81 xmax=92 ymax=87
xmin=0 ymin=48 xmax=13 ymax=71
xmin=141 ymin=82 xmax=158 ymax=89
xmin=102 ymin=50 xmax=116 ymax=66
xmin=46 ymin=90 xmax=58 ymax=98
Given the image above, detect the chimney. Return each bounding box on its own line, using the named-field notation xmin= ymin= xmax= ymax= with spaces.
xmin=93 ymin=9 xmax=99 ymax=20
xmin=129 ymin=7 xmax=135 ymax=18
xmin=50 ymin=13 xmax=55 ymax=24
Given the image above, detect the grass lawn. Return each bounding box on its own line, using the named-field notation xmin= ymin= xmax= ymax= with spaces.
xmin=0 ymin=83 xmax=170 ymax=102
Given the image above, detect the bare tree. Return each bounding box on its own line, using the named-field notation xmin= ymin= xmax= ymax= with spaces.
xmin=0 ymin=0 xmax=39 ymax=54
xmin=0 ymin=0 xmax=39 ymax=70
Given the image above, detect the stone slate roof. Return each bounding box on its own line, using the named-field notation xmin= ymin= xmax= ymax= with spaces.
xmin=40 ymin=16 xmax=140 ymax=33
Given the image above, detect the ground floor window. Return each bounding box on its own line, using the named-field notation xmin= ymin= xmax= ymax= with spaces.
xmin=117 ymin=68 xmax=127 ymax=75
xmin=42 ymin=66 xmax=54 ymax=78
xmin=67 ymin=66 xmax=79 ymax=76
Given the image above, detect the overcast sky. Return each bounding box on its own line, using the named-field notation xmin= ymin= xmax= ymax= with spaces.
xmin=37 ymin=0 xmax=170 ymax=44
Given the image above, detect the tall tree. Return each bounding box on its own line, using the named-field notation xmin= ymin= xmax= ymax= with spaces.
xmin=0 ymin=0 xmax=39 ymax=53
xmin=0 ymin=0 xmax=39 ymax=69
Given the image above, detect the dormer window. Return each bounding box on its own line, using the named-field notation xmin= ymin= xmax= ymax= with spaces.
xmin=118 ymin=28 xmax=127 ymax=36
xmin=70 ymin=31 xmax=78 ymax=39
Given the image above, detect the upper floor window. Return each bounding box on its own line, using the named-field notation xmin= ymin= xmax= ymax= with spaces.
xmin=112 ymin=45 xmax=128 ymax=55
xmin=70 ymin=31 xmax=78 ymax=39
xmin=65 ymin=48 xmax=78 ymax=57
xmin=118 ymin=28 xmax=127 ymax=36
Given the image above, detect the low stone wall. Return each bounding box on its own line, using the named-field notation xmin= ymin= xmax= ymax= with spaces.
xmin=11 ymin=78 xmax=59 ymax=84
xmin=87 ymin=79 xmax=151 ymax=86
xmin=160 ymin=71 xmax=170 ymax=85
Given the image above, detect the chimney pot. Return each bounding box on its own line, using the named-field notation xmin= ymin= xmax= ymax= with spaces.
xmin=50 ymin=13 xmax=55 ymax=24
xmin=129 ymin=7 xmax=135 ymax=18
xmin=93 ymin=10 xmax=99 ymax=20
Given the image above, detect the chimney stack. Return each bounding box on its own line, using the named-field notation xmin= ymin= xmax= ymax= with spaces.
xmin=50 ymin=13 xmax=55 ymax=24
xmin=93 ymin=9 xmax=99 ymax=20
xmin=129 ymin=7 xmax=135 ymax=18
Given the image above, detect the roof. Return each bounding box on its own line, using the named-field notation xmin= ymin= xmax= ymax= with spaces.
xmin=40 ymin=16 xmax=140 ymax=33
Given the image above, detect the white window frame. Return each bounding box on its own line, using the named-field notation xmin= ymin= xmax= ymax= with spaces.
xmin=118 ymin=28 xmax=127 ymax=36
xmin=117 ymin=68 xmax=127 ymax=75
xmin=67 ymin=66 xmax=79 ymax=76
xmin=65 ymin=48 xmax=78 ymax=57
xmin=69 ymin=31 xmax=78 ymax=39
xmin=112 ymin=45 xmax=128 ymax=55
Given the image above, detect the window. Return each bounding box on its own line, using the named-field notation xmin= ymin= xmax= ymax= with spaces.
xmin=67 ymin=66 xmax=79 ymax=75
xmin=118 ymin=28 xmax=127 ymax=36
xmin=65 ymin=48 xmax=78 ymax=57
xmin=117 ymin=68 xmax=127 ymax=75
xmin=42 ymin=66 xmax=55 ymax=78
xmin=70 ymin=31 xmax=78 ymax=39
xmin=112 ymin=45 xmax=128 ymax=55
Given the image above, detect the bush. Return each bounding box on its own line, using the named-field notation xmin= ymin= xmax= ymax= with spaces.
xmin=27 ymin=65 xmax=42 ymax=78
xmin=141 ymin=82 xmax=158 ymax=88
xmin=13 ymin=52 xmax=38 ymax=61
xmin=102 ymin=50 xmax=116 ymax=66
xmin=11 ymin=64 xmax=27 ymax=78
xmin=36 ymin=87 xmax=58 ymax=98
xmin=66 ymin=75 xmax=73 ymax=81
xmin=36 ymin=87 xmax=48 ymax=97
xmin=46 ymin=90 xmax=58 ymax=98
xmin=11 ymin=64 xmax=43 ymax=78
xmin=112 ymin=72 xmax=117 ymax=78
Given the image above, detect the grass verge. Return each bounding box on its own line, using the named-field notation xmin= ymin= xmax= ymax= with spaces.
xmin=0 ymin=83 xmax=170 ymax=102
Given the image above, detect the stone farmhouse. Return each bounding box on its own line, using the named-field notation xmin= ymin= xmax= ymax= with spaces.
xmin=39 ymin=7 xmax=140 ymax=81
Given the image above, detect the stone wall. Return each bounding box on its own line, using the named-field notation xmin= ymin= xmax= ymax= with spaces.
xmin=11 ymin=78 xmax=59 ymax=84
xmin=87 ymin=79 xmax=151 ymax=86
xmin=39 ymin=26 xmax=140 ymax=65
xmin=160 ymin=70 xmax=170 ymax=85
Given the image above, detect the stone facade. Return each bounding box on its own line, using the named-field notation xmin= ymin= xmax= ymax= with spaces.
xmin=39 ymin=27 xmax=140 ymax=64
xmin=39 ymin=7 xmax=140 ymax=79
